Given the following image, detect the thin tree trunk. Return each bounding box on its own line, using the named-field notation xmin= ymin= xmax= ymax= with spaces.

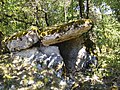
xmin=71 ymin=0 xmax=74 ymax=19
xmin=86 ymin=0 xmax=89 ymax=18
xmin=78 ymin=0 xmax=84 ymax=18
xmin=64 ymin=0 xmax=67 ymax=22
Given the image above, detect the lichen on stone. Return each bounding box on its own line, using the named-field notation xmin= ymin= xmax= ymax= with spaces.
xmin=4 ymin=19 xmax=93 ymax=52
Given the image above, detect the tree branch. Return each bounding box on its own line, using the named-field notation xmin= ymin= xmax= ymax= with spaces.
xmin=39 ymin=9 xmax=50 ymax=26
xmin=45 ymin=12 xmax=49 ymax=26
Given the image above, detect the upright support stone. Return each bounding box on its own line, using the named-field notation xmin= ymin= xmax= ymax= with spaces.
xmin=57 ymin=36 xmax=84 ymax=74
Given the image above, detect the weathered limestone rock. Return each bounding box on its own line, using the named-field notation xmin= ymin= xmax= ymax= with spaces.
xmin=12 ymin=47 xmax=40 ymax=58
xmin=4 ymin=19 xmax=93 ymax=74
xmin=0 ymin=46 xmax=64 ymax=90
xmin=5 ymin=19 xmax=92 ymax=52
xmin=39 ymin=45 xmax=61 ymax=56
xmin=41 ymin=19 xmax=92 ymax=46
xmin=12 ymin=46 xmax=63 ymax=70
xmin=57 ymin=36 xmax=84 ymax=73
xmin=0 ymin=19 xmax=98 ymax=90
xmin=7 ymin=30 xmax=39 ymax=52
xmin=57 ymin=37 xmax=98 ymax=74
xmin=76 ymin=46 xmax=98 ymax=71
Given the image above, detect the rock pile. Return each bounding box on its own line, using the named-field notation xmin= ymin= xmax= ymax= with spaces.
xmin=5 ymin=46 xmax=65 ymax=90
xmin=0 ymin=19 xmax=101 ymax=90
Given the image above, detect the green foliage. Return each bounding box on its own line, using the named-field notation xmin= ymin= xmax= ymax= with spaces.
xmin=0 ymin=55 xmax=64 ymax=90
xmin=0 ymin=0 xmax=120 ymax=89
xmin=91 ymin=0 xmax=120 ymax=21
xmin=0 ymin=0 xmax=81 ymax=36
xmin=92 ymin=12 xmax=120 ymax=88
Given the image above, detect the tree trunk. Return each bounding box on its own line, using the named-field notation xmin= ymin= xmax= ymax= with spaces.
xmin=86 ymin=0 xmax=89 ymax=19
xmin=78 ymin=0 xmax=84 ymax=18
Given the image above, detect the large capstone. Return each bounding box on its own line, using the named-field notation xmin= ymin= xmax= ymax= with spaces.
xmin=41 ymin=19 xmax=92 ymax=46
xmin=6 ymin=19 xmax=92 ymax=52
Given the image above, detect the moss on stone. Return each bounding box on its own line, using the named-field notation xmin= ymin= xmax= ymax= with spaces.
xmin=4 ymin=19 xmax=92 ymax=47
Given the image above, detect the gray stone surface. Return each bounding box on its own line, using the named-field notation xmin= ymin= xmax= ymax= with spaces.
xmin=6 ymin=46 xmax=65 ymax=90
xmin=12 ymin=46 xmax=63 ymax=70
xmin=12 ymin=47 xmax=40 ymax=58
xmin=76 ymin=46 xmax=88 ymax=69
xmin=7 ymin=30 xmax=39 ymax=52
xmin=41 ymin=20 xmax=92 ymax=46
xmin=6 ymin=19 xmax=92 ymax=52
xmin=57 ymin=36 xmax=84 ymax=73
